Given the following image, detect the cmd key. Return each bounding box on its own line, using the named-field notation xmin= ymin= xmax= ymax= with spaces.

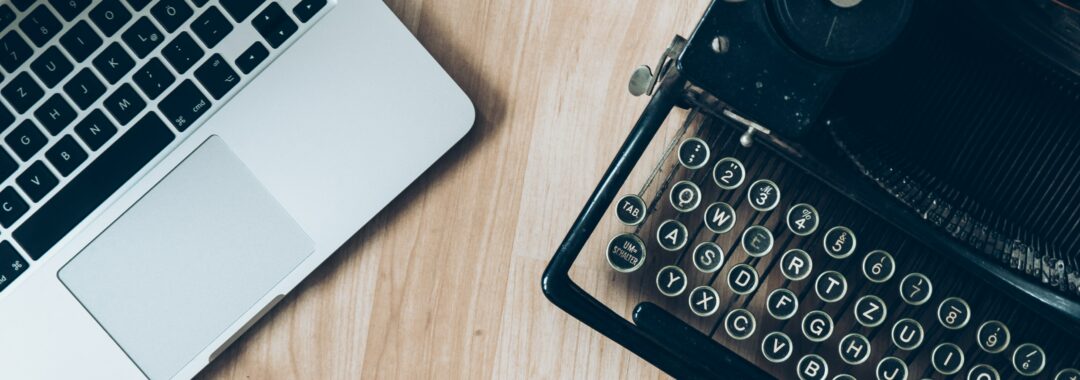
xmin=0 ymin=242 xmax=29 ymax=293
xmin=159 ymin=80 xmax=211 ymax=131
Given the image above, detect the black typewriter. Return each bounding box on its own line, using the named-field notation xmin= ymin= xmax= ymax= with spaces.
xmin=543 ymin=0 xmax=1080 ymax=379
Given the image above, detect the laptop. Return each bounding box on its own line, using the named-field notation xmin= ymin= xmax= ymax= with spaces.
xmin=0 ymin=0 xmax=474 ymax=378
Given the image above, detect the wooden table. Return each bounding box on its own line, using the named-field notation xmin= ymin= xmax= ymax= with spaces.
xmin=200 ymin=0 xmax=709 ymax=378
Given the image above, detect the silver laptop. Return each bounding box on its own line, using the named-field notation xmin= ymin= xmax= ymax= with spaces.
xmin=0 ymin=0 xmax=473 ymax=378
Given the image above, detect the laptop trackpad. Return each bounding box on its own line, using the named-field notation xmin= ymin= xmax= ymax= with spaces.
xmin=59 ymin=136 xmax=314 ymax=379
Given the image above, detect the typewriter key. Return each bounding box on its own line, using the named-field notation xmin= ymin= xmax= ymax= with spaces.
xmin=802 ymin=310 xmax=834 ymax=342
xmin=780 ymin=249 xmax=813 ymax=281
xmin=703 ymin=201 xmax=736 ymax=233
xmin=976 ymin=320 xmax=1010 ymax=353
xmin=1012 ymin=343 xmax=1046 ymax=376
xmin=669 ymin=180 xmax=701 ymax=213
xmin=723 ymin=308 xmax=756 ymax=340
xmin=931 ymin=343 xmax=965 ymax=375
xmin=747 ymin=179 xmax=781 ymax=212
xmin=797 ymin=354 xmax=829 ymax=380
xmin=862 ymin=250 xmax=895 ymax=283
xmin=656 ymin=219 xmax=688 ymax=251
xmin=614 ymin=194 xmax=646 ymax=226
xmin=854 ymin=295 xmax=887 ymax=327
xmin=761 ymin=331 xmax=793 ymax=363
xmin=655 ymin=265 xmax=687 ymax=297
xmin=606 ymin=233 xmax=645 ymax=273
xmin=969 ymin=364 xmax=1000 ymax=380
xmin=786 ymin=203 xmax=819 ymax=236
xmin=689 ymin=286 xmax=720 ymax=317
xmin=823 ymin=226 xmax=856 ymax=259
xmin=691 ymin=242 xmax=724 ymax=273
xmin=1056 ymin=368 xmax=1080 ymax=380
xmin=899 ymin=273 xmax=932 ymax=305
xmin=937 ymin=297 xmax=970 ymax=330
xmin=741 ymin=225 xmax=774 ymax=257
xmin=766 ymin=288 xmax=798 ymax=320
xmin=838 ymin=333 xmax=871 ymax=365
xmin=677 ymin=137 xmax=710 ymax=169
xmin=727 ymin=263 xmax=759 ymax=295
xmin=876 ymin=357 xmax=908 ymax=380
xmin=712 ymin=157 xmax=745 ymax=190
xmin=815 ymin=271 xmax=847 ymax=303
xmin=890 ymin=318 xmax=924 ymax=351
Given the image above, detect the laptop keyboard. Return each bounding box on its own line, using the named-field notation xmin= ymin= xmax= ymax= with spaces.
xmin=0 ymin=0 xmax=331 ymax=294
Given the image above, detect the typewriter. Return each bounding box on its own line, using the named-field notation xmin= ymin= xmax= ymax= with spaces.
xmin=543 ymin=0 xmax=1080 ymax=379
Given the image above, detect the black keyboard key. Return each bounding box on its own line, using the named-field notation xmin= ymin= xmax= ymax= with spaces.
xmin=253 ymin=3 xmax=298 ymax=48
xmin=34 ymin=94 xmax=77 ymax=135
xmin=11 ymin=0 xmax=36 ymax=11
xmin=0 ymin=188 xmax=28 ymax=228
xmin=125 ymin=0 xmax=152 ymax=11
xmin=0 ymin=31 xmax=34 ymax=73
xmin=293 ymin=0 xmax=326 ymax=23
xmin=30 ymin=46 xmax=75 ymax=88
xmin=159 ymin=80 xmax=210 ymax=131
xmin=133 ymin=58 xmax=175 ymax=100
xmin=74 ymin=110 xmax=117 ymax=150
xmin=15 ymin=113 xmax=175 ymax=259
xmin=162 ymin=32 xmax=204 ymax=74
xmin=49 ymin=0 xmax=93 ymax=21
xmin=45 ymin=135 xmax=88 ymax=176
xmin=16 ymin=161 xmax=59 ymax=202
xmin=0 ymin=150 xmax=16 ymax=181
xmin=0 ymin=103 xmax=14 ymax=132
xmin=194 ymin=54 xmax=239 ymax=99
xmin=121 ymin=17 xmax=165 ymax=59
xmin=0 ymin=242 xmax=29 ymax=293
xmin=103 ymin=84 xmax=146 ymax=125
xmin=151 ymin=0 xmax=194 ymax=33
xmin=220 ymin=0 xmax=266 ymax=22
xmin=192 ymin=6 xmax=233 ymax=48
xmin=235 ymin=41 xmax=268 ymax=74
xmin=5 ymin=120 xmax=47 ymax=161
xmin=89 ymin=0 xmax=133 ymax=37
xmin=92 ymin=42 xmax=136 ymax=84
xmin=20 ymin=5 xmax=63 ymax=47
xmin=60 ymin=21 xmax=104 ymax=62
xmin=0 ymin=5 xmax=15 ymax=31
xmin=2 ymin=72 xmax=45 ymax=114
xmin=64 ymin=68 xmax=107 ymax=110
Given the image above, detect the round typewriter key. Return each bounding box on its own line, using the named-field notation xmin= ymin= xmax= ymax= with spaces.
xmin=786 ymin=203 xmax=820 ymax=236
xmin=688 ymin=286 xmax=720 ymax=317
xmin=833 ymin=375 xmax=855 ymax=380
xmin=899 ymin=273 xmax=932 ymax=305
xmin=656 ymin=219 xmax=688 ymax=251
xmin=876 ymin=357 xmax=908 ymax=380
xmin=802 ymin=310 xmax=834 ymax=342
xmin=937 ymin=297 xmax=971 ymax=330
xmin=692 ymin=242 xmax=725 ymax=273
xmin=890 ymin=318 xmax=924 ymax=351
xmin=669 ymin=180 xmax=702 ymax=213
xmin=838 ymin=333 xmax=871 ymax=365
xmin=780 ymin=249 xmax=813 ymax=281
xmin=822 ymin=226 xmax=856 ymax=259
xmin=724 ymin=308 xmax=756 ymax=340
xmin=931 ymin=343 xmax=965 ymax=375
xmin=606 ymin=233 xmax=646 ymax=273
xmin=969 ymin=364 xmax=1000 ymax=380
xmin=977 ymin=320 xmax=1010 ymax=353
xmin=655 ymin=265 xmax=687 ymax=297
xmin=761 ymin=331 xmax=793 ymax=363
xmin=678 ymin=137 xmax=710 ymax=169
xmin=862 ymin=250 xmax=895 ymax=283
xmin=712 ymin=157 xmax=746 ymax=190
xmin=614 ymin=194 xmax=647 ymax=226
xmin=741 ymin=225 xmax=774 ymax=257
xmin=727 ymin=263 xmax=759 ymax=295
xmin=766 ymin=288 xmax=798 ymax=320
xmin=703 ymin=201 xmax=737 ymax=233
xmin=1012 ymin=343 xmax=1046 ymax=376
xmin=814 ymin=270 xmax=847 ymax=303
xmin=1056 ymin=368 xmax=1080 ymax=380
xmin=854 ymin=295 xmax=888 ymax=327
xmin=747 ymin=179 xmax=781 ymax=212
xmin=797 ymin=354 xmax=829 ymax=380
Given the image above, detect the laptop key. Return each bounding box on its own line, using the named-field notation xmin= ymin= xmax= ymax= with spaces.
xmin=16 ymin=161 xmax=59 ymax=202
xmin=192 ymin=6 xmax=233 ymax=48
xmin=2 ymin=73 xmax=46 ymax=114
xmin=0 ymin=149 xmax=16 ymax=182
xmin=253 ymin=3 xmax=298 ymax=48
xmin=30 ymin=46 xmax=75 ymax=88
xmin=74 ymin=110 xmax=118 ymax=151
xmin=49 ymin=0 xmax=93 ymax=22
xmin=5 ymin=120 xmax=48 ymax=161
xmin=194 ymin=54 xmax=239 ymax=99
xmin=133 ymin=58 xmax=176 ymax=100
xmin=162 ymin=32 xmax=204 ymax=74
xmin=15 ymin=113 xmax=175 ymax=259
xmin=104 ymin=84 xmax=147 ymax=125
xmin=121 ymin=17 xmax=165 ymax=59
xmin=0 ymin=188 xmax=28 ymax=227
xmin=151 ymin=0 xmax=195 ymax=33
xmin=45 ymin=135 xmax=88 ymax=176
xmin=235 ymin=41 xmax=269 ymax=74
xmin=0 ymin=242 xmax=29 ymax=293
xmin=89 ymin=0 xmax=133 ymax=37
xmin=0 ymin=103 xmax=14 ymax=133
xmin=93 ymin=42 xmax=136 ymax=84
xmin=34 ymin=94 xmax=78 ymax=135
xmin=64 ymin=68 xmax=107 ymax=110
xmin=0 ymin=31 xmax=34 ymax=73
xmin=60 ymin=21 xmax=104 ymax=63
xmin=293 ymin=0 xmax=327 ymax=23
xmin=220 ymin=0 xmax=266 ymax=22
xmin=20 ymin=5 xmax=63 ymax=48
xmin=0 ymin=5 xmax=15 ymax=31
xmin=159 ymin=80 xmax=211 ymax=131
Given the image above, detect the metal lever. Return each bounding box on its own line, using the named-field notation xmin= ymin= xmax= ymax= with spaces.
xmin=628 ymin=36 xmax=687 ymax=97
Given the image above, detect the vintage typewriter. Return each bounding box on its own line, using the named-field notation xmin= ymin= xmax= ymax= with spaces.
xmin=543 ymin=0 xmax=1080 ymax=379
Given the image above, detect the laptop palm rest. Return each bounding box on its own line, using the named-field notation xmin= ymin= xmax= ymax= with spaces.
xmin=58 ymin=136 xmax=314 ymax=379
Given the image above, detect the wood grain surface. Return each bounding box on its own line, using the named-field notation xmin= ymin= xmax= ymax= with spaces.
xmin=198 ymin=0 xmax=709 ymax=378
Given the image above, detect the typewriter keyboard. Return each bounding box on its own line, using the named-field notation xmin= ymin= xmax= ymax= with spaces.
xmin=590 ymin=110 xmax=1080 ymax=379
